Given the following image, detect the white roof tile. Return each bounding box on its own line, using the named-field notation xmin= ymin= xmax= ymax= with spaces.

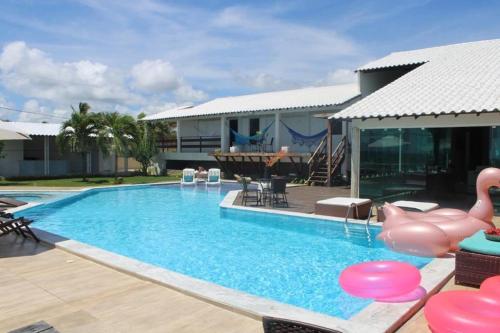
xmin=0 ymin=121 xmax=61 ymax=136
xmin=143 ymin=84 xmax=360 ymax=121
xmin=334 ymin=39 xmax=500 ymax=119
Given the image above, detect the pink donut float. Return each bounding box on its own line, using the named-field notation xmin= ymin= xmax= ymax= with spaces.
xmin=425 ymin=276 xmax=500 ymax=333
xmin=339 ymin=261 xmax=421 ymax=301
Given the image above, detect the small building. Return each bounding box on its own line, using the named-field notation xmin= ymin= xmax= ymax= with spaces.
xmin=144 ymin=84 xmax=361 ymax=182
xmin=0 ymin=121 xmax=114 ymax=177
xmin=332 ymin=39 xmax=500 ymax=209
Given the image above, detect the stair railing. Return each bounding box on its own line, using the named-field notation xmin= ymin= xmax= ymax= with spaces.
xmin=306 ymin=134 xmax=328 ymax=182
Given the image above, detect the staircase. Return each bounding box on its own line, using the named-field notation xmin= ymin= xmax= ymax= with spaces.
xmin=307 ymin=135 xmax=346 ymax=185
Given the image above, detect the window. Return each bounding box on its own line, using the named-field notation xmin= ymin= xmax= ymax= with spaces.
xmin=249 ymin=118 xmax=260 ymax=136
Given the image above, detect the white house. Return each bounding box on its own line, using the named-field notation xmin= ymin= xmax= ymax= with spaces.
xmin=144 ymin=83 xmax=361 ymax=182
xmin=0 ymin=121 xmax=115 ymax=177
xmin=332 ymin=39 xmax=500 ymax=209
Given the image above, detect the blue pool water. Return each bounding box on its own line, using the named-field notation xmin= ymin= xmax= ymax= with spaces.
xmin=18 ymin=184 xmax=431 ymax=319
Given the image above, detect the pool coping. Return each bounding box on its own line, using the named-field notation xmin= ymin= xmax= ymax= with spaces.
xmin=10 ymin=183 xmax=455 ymax=333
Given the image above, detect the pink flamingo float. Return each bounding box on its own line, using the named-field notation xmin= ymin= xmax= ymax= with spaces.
xmin=378 ymin=167 xmax=500 ymax=257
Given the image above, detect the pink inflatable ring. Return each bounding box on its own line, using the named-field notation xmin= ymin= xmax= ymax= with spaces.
xmin=424 ymin=276 xmax=500 ymax=333
xmin=339 ymin=261 xmax=421 ymax=300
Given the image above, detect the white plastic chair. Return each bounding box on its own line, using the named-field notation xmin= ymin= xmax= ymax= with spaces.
xmin=206 ymin=168 xmax=221 ymax=186
xmin=181 ymin=168 xmax=196 ymax=185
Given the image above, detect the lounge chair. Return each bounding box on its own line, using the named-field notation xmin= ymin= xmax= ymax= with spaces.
xmin=377 ymin=200 xmax=439 ymax=222
xmin=315 ymin=197 xmax=373 ymax=219
xmin=0 ymin=216 xmax=39 ymax=242
xmin=263 ymin=316 xmax=342 ymax=333
xmin=181 ymin=168 xmax=196 ymax=185
xmin=0 ymin=197 xmax=27 ymax=207
xmin=206 ymin=168 xmax=221 ymax=185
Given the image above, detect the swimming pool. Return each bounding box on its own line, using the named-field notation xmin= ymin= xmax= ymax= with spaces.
xmin=18 ymin=184 xmax=431 ymax=319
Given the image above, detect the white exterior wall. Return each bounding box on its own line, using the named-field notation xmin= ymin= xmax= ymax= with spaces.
xmin=180 ymin=118 xmax=220 ymax=137
xmin=0 ymin=141 xmax=23 ymax=177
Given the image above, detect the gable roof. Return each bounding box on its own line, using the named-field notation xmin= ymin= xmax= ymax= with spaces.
xmin=334 ymin=39 xmax=500 ymax=119
xmin=0 ymin=121 xmax=61 ymax=136
xmin=143 ymin=84 xmax=360 ymax=121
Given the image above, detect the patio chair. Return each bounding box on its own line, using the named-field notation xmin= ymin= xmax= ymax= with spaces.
xmin=271 ymin=177 xmax=288 ymax=207
xmin=264 ymin=137 xmax=274 ymax=152
xmin=181 ymin=168 xmax=196 ymax=185
xmin=0 ymin=216 xmax=39 ymax=242
xmin=0 ymin=197 xmax=27 ymax=207
xmin=206 ymin=168 xmax=221 ymax=185
xmin=240 ymin=177 xmax=261 ymax=206
xmin=262 ymin=316 xmax=342 ymax=333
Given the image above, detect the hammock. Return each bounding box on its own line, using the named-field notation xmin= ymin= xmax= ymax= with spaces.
xmin=231 ymin=121 xmax=274 ymax=145
xmin=281 ymin=121 xmax=327 ymax=147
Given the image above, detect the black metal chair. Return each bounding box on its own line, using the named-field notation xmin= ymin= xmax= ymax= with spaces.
xmin=240 ymin=177 xmax=261 ymax=206
xmin=271 ymin=177 xmax=288 ymax=207
xmin=265 ymin=137 xmax=274 ymax=152
xmin=262 ymin=317 xmax=343 ymax=333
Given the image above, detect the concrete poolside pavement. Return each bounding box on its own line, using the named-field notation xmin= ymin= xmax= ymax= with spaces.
xmin=0 ymin=235 xmax=261 ymax=333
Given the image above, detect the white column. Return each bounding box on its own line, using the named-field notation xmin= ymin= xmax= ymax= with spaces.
xmin=351 ymin=126 xmax=361 ymax=198
xmin=274 ymin=113 xmax=281 ymax=152
xmin=176 ymin=120 xmax=181 ymax=152
xmin=220 ymin=116 xmax=228 ymax=152
xmin=124 ymin=155 xmax=129 ymax=174
xmin=43 ymin=136 xmax=50 ymax=176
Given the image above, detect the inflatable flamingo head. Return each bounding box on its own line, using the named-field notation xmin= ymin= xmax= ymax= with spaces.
xmin=469 ymin=167 xmax=500 ymax=222
xmin=476 ymin=167 xmax=500 ymax=191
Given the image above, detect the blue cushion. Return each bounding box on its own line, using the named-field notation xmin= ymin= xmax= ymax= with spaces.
xmin=459 ymin=231 xmax=500 ymax=256
xmin=209 ymin=175 xmax=219 ymax=182
xmin=184 ymin=175 xmax=193 ymax=182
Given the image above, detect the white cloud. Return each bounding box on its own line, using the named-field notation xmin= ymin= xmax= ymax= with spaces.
xmin=131 ymin=59 xmax=207 ymax=102
xmin=0 ymin=42 xmax=209 ymax=121
xmin=234 ymin=72 xmax=297 ymax=91
xmin=0 ymin=41 xmax=142 ymax=106
xmin=16 ymin=99 xmax=70 ymax=123
xmin=131 ymin=59 xmax=179 ymax=92
xmin=317 ymin=69 xmax=357 ymax=86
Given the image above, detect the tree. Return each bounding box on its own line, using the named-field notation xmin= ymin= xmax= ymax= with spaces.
xmin=57 ymin=103 xmax=100 ymax=181
xmin=99 ymin=112 xmax=137 ymax=178
xmin=132 ymin=116 xmax=158 ymax=175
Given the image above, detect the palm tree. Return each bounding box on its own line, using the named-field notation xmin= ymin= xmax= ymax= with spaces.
xmin=57 ymin=103 xmax=100 ymax=181
xmin=133 ymin=114 xmax=159 ymax=175
xmin=99 ymin=112 xmax=137 ymax=178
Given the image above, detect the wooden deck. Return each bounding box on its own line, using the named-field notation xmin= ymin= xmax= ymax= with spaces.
xmin=210 ymin=152 xmax=311 ymax=178
xmin=0 ymin=235 xmax=261 ymax=333
xmin=234 ymin=184 xmax=351 ymax=213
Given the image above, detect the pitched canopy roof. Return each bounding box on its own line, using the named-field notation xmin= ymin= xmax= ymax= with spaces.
xmin=0 ymin=121 xmax=61 ymax=136
xmin=143 ymin=84 xmax=360 ymax=121
xmin=333 ymin=39 xmax=500 ymax=120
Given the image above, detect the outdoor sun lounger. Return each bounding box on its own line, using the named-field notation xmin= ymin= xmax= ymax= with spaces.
xmin=181 ymin=168 xmax=196 ymax=185
xmin=263 ymin=316 xmax=342 ymax=333
xmin=206 ymin=168 xmax=221 ymax=185
xmin=315 ymin=197 xmax=372 ymax=219
xmin=0 ymin=216 xmax=39 ymax=242
xmin=0 ymin=197 xmax=28 ymax=207
xmin=377 ymin=200 xmax=439 ymax=222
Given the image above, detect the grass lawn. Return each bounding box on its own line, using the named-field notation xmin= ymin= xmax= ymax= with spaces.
xmin=0 ymin=174 xmax=181 ymax=187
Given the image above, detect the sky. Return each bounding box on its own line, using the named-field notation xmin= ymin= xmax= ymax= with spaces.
xmin=0 ymin=0 xmax=499 ymax=122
